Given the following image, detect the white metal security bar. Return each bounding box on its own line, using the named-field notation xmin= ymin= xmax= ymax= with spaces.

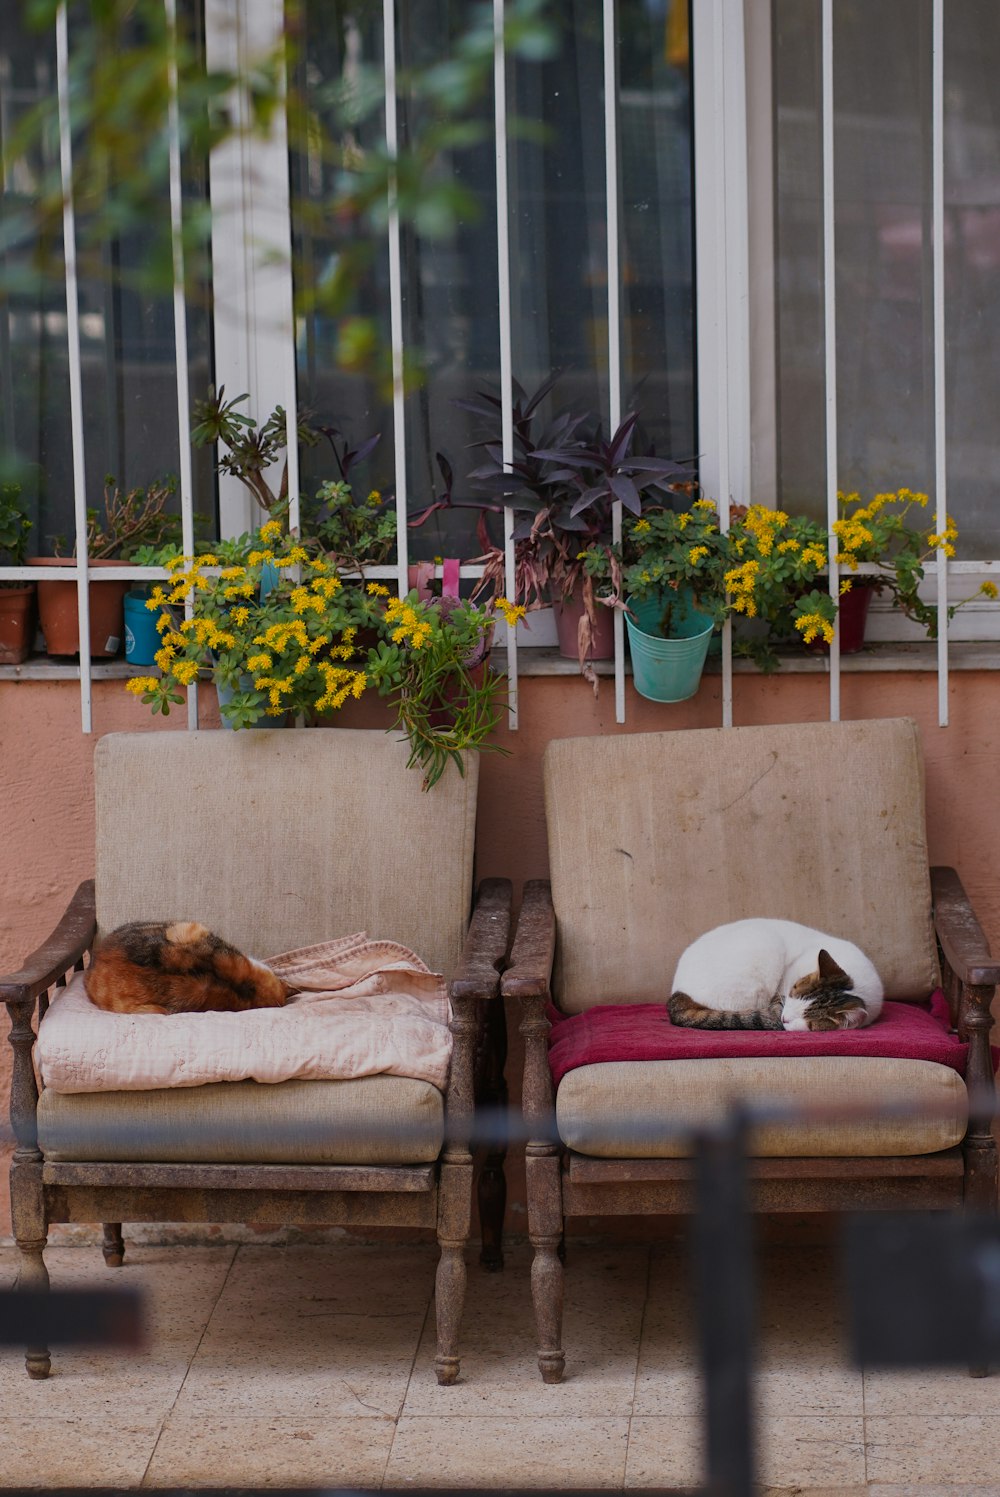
xmin=603 ymin=0 xmax=625 ymax=724
xmin=165 ymin=0 xmax=199 ymax=729
xmin=821 ymin=0 xmax=842 ymax=724
xmin=932 ymin=0 xmax=949 ymax=727
xmin=56 ymin=2 xmax=92 ymax=731
xmin=494 ymin=0 xmax=518 ymax=730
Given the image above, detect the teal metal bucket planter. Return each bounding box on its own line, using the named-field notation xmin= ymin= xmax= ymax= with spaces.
xmin=625 ymin=592 xmax=715 ymax=703
xmin=124 ymin=589 xmax=161 ymax=667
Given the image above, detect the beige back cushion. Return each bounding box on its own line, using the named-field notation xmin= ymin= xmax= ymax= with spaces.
xmin=543 ymin=718 xmax=939 ymax=1012
xmin=95 ymin=730 xmax=478 ymax=978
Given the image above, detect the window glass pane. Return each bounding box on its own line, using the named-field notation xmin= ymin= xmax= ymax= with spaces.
xmin=772 ymin=0 xmax=1000 ymax=558
xmin=289 ymin=2 xmax=395 ymax=538
xmin=619 ymin=0 xmax=695 ymax=462
xmin=0 ymin=0 xmax=215 ymax=557
xmin=291 ymin=1 xmax=697 ymax=570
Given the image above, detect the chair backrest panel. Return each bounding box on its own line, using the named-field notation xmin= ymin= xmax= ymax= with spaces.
xmin=543 ymin=718 xmax=939 ymax=1012
xmin=95 ymin=730 xmax=478 ymax=978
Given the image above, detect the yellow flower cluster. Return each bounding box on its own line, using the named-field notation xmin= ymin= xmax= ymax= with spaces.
xmin=633 ymin=519 xmax=651 ymax=534
xmin=927 ymin=517 xmax=958 ymax=559
xmin=741 ymin=505 xmax=789 ymax=558
xmin=981 ymin=581 xmax=998 ymax=600
xmin=385 ymin=597 xmax=432 ymax=649
xmin=315 ymin=664 xmax=368 ymax=713
xmin=687 ymin=546 xmax=709 ymax=565
xmin=125 ymin=676 xmax=157 ymax=696
xmin=724 ymin=558 xmax=760 ymax=617
xmin=795 ymin=612 xmax=835 ymax=645
xmin=494 ymin=596 xmax=527 ymax=627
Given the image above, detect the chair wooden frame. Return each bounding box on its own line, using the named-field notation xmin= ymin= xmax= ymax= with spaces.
xmin=4 ymin=875 xmax=511 ymax=1385
xmin=503 ymin=869 xmax=999 ymax=1384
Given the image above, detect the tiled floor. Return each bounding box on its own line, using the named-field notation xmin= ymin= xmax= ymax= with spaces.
xmin=1 ymin=1235 xmax=998 ymax=1492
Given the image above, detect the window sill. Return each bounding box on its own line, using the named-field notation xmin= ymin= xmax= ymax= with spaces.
xmin=1 ymin=639 xmax=996 ymax=684
xmin=510 ymin=641 xmax=1000 ymax=676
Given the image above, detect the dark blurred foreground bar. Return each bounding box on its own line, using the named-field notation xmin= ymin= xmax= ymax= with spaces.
xmin=0 ymin=1288 xmax=144 ymax=1349
xmin=845 ymin=1211 xmax=1000 ymax=1367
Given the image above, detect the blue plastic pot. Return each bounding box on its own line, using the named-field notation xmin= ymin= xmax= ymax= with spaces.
xmin=124 ymin=589 xmax=162 ymax=667
xmin=625 ymin=591 xmax=715 ymax=703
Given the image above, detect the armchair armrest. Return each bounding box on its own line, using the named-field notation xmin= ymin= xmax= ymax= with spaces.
xmin=449 ymin=877 xmax=512 ymax=1006
xmin=931 ymin=867 xmax=1000 ymax=989
xmin=930 ymin=867 xmax=996 ymax=1142
xmin=0 ymin=880 xmax=97 ymax=1009
xmin=443 ymin=880 xmax=512 ymax=1163
xmin=502 ymin=881 xmax=558 ymax=1143
xmin=500 ymin=880 xmax=556 ymax=1002
xmin=2 ymin=881 xmax=96 ymax=1160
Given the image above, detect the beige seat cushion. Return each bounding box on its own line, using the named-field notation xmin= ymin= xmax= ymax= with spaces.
xmin=94 ymin=729 xmax=478 ymax=979
xmin=544 ymin=718 xmax=939 ymax=1012
xmin=37 ymin=1076 xmax=444 ymax=1165
xmin=555 ymin=1058 xmax=967 ymax=1157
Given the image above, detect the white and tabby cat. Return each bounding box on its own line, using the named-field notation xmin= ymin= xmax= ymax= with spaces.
xmin=667 ymin=918 xmax=884 ymax=1032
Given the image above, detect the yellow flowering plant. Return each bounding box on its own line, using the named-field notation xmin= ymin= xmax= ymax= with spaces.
xmin=595 ymin=499 xmax=735 ymax=637
xmin=125 ymin=520 xmax=510 ymax=788
xmin=834 ymin=488 xmax=993 ymax=635
xmin=724 ymin=506 xmax=836 ymax=670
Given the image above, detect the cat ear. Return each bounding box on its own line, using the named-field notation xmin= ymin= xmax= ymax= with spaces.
xmin=817 ymin=948 xmax=849 ymax=983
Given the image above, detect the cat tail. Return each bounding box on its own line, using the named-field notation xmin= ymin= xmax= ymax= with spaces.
xmin=667 ymin=991 xmax=783 ymax=1031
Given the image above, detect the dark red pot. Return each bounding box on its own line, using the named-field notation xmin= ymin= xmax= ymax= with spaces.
xmin=807 ymin=580 xmax=876 ymax=655
xmin=554 ymin=591 xmax=615 ymax=661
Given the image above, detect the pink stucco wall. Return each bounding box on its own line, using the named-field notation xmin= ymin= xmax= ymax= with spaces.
xmin=3 ymin=667 xmax=999 ymax=1235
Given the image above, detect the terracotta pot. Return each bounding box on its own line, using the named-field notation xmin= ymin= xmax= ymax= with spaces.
xmin=426 ymin=659 xmax=489 ymax=731
xmin=30 ymin=558 xmax=131 ymax=658
xmin=553 ymin=591 xmax=615 ymax=661
xmin=0 ymin=585 xmax=36 ymax=665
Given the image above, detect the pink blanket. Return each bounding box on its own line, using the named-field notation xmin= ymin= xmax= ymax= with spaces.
xmin=38 ymin=933 xmax=452 ymax=1094
xmin=548 ymin=992 xmax=993 ymax=1088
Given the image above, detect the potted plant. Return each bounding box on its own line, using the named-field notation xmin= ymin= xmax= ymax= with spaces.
xmin=460 ymin=378 xmax=689 ymax=684
xmin=833 ymin=487 xmax=995 ymax=642
xmin=609 ymin=499 xmax=734 ymax=702
xmin=31 ymin=476 xmax=180 ymax=657
xmin=721 ymin=504 xmax=837 ymax=671
xmin=0 ymin=484 xmax=36 ymax=665
xmin=126 ymin=520 xmax=512 ymax=787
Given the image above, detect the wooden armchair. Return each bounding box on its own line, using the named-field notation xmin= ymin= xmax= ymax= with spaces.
xmin=502 ymin=718 xmax=998 ymax=1383
xmin=3 ymin=729 xmax=510 ymax=1385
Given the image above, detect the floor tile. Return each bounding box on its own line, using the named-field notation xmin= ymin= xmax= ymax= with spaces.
xmin=403 ymin=1242 xmax=650 ymax=1416
xmin=865 ymin=1415 xmax=1000 ymax=1484
xmin=0 ymin=1419 xmax=160 ymax=1488
xmin=635 ymin=1245 xmax=862 ymax=1420
xmin=864 ymin=1363 xmax=1000 ymax=1416
xmin=868 ymin=1485 xmax=1000 ymax=1497
xmin=869 ymin=1487 xmax=1000 ymax=1496
xmin=624 ymin=1415 xmax=701 ymax=1487
xmin=143 ymin=1414 xmax=396 ymax=1488
xmin=626 ymin=1415 xmax=866 ymax=1490
xmin=384 ymin=1415 xmax=630 ymax=1488
xmin=173 ymin=1242 xmax=434 ymax=1420
xmin=0 ymin=1244 xmax=234 ymax=1421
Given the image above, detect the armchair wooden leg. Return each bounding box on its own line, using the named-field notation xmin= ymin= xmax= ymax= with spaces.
xmin=435 ymin=1159 xmax=472 ymax=1385
xmin=102 ymin=1222 xmax=125 ymax=1268
xmin=11 ymin=1160 xmax=50 ymax=1380
xmin=526 ymin=1152 xmax=565 ymax=1383
xmin=434 ymin=1240 xmax=467 ymax=1386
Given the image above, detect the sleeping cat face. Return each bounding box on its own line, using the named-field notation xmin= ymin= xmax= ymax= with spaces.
xmin=780 ymin=948 xmax=869 ymax=1032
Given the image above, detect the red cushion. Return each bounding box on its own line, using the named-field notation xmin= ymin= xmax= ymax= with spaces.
xmin=548 ymin=992 xmax=993 ymax=1088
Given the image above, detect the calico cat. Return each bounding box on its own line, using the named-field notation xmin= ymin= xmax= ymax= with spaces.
xmin=667 ymin=918 xmax=884 ymax=1033
xmin=84 ymin=921 xmax=292 ymax=1016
